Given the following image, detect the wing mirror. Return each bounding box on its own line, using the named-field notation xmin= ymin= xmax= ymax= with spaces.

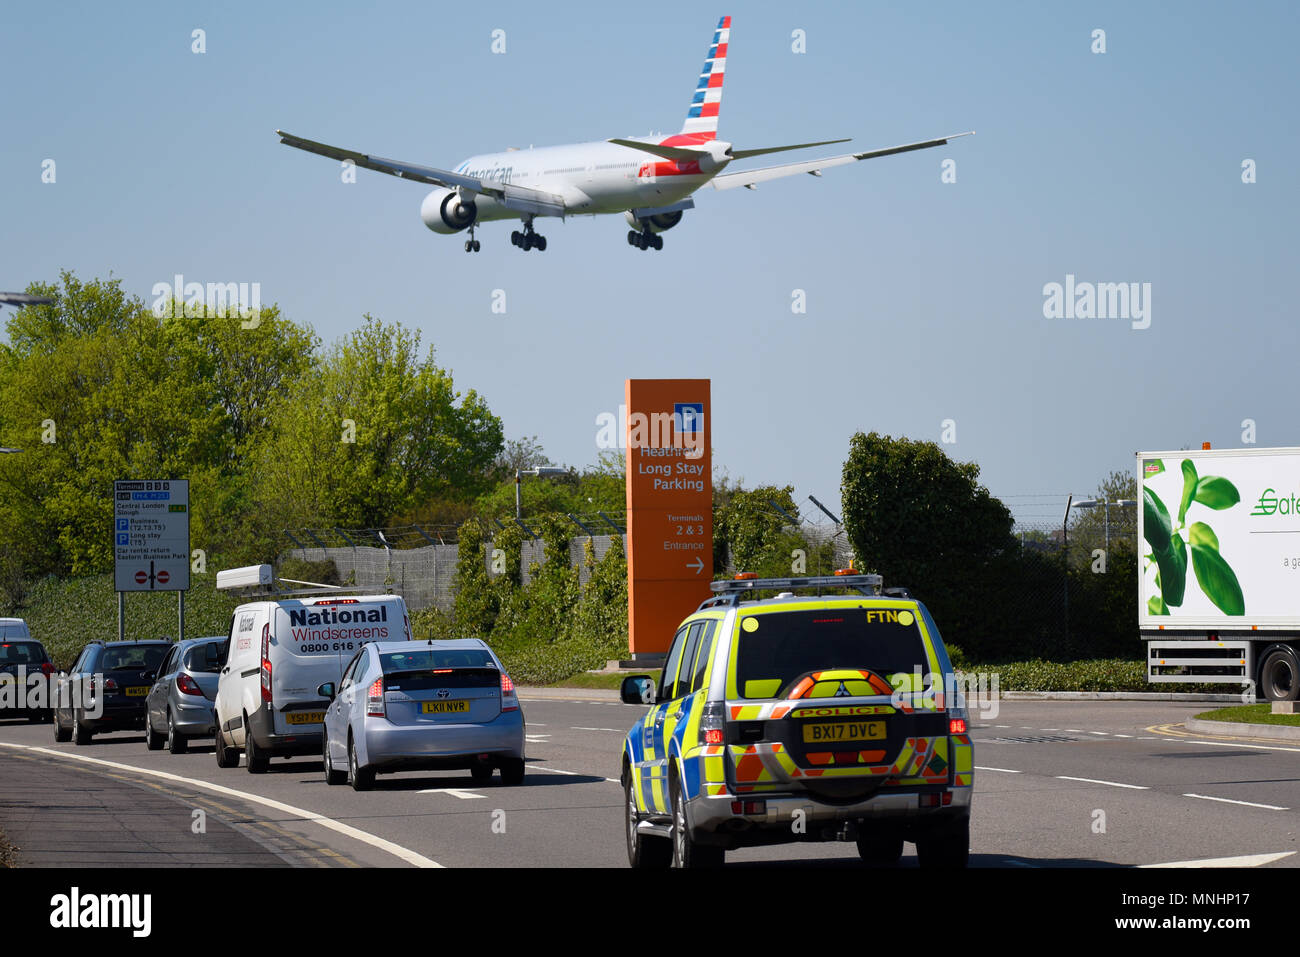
xmin=620 ymin=675 xmax=656 ymax=705
xmin=317 ymin=682 xmax=336 ymax=700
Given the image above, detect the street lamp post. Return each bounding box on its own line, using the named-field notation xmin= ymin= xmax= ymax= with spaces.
xmin=515 ymin=466 xmax=567 ymax=520
xmin=1070 ymin=498 xmax=1138 ymax=553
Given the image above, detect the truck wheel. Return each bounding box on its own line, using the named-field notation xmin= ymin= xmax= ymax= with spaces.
xmin=669 ymin=774 xmax=723 ymax=868
xmin=1259 ymin=645 xmax=1300 ymax=701
xmin=916 ymin=817 xmax=970 ymax=869
xmin=624 ymin=770 xmax=670 ymax=868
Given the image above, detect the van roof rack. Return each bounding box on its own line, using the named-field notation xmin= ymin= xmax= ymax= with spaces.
xmin=215 ymin=564 xmax=349 ymax=598
xmin=698 ymin=573 xmax=888 ymax=610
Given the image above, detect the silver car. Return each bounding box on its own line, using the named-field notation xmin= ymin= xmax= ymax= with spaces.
xmin=319 ymin=639 xmax=525 ymax=791
xmin=143 ymin=637 xmax=225 ymax=754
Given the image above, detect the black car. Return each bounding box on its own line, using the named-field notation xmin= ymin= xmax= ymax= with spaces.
xmin=0 ymin=638 xmax=55 ymax=722
xmin=53 ymin=640 xmax=172 ymax=745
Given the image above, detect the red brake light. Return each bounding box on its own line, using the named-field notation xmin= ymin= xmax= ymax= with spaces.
xmin=40 ymin=662 xmax=54 ymax=677
xmin=367 ymin=677 xmax=386 ymax=717
xmin=501 ymin=673 xmax=518 ymax=712
xmin=949 ymin=718 xmax=967 ymax=734
xmin=260 ymin=624 xmax=272 ymax=703
xmin=177 ymin=674 xmax=204 ymax=696
xmin=103 ymin=677 xmax=118 ymax=692
xmin=314 ymin=598 xmax=359 ymax=605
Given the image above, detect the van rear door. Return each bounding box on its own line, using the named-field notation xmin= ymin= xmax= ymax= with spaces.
xmin=271 ymin=596 xmax=410 ymax=732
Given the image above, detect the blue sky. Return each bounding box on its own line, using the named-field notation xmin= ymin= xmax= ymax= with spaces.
xmin=2 ymin=0 xmax=1296 ymax=528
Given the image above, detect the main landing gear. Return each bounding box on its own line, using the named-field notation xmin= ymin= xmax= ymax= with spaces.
xmin=463 ymin=225 xmax=481 ymax=253
xmin=627 ymin=225 xmax=663 ymax=251
xmin=511 ymin=221 xmax=547 ymax=252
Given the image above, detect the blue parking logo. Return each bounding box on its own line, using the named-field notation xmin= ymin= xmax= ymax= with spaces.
xmin=116 ymin=533 xmax=129 ymax=546
xmin=116 ymin=519 xmax=129 ymax=532
xmin=674 ymin=402 xmax=703 ymax=435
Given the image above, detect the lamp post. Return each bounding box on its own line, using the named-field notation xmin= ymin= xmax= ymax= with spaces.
xmin=1070 ymin=498 xmax=1137 ymax=552
xmin=515 ymin=466 xmax=567 ymax=520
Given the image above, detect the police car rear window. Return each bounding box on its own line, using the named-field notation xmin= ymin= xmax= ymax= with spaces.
xmin=733 ymin=607 xmax=928 ymax=699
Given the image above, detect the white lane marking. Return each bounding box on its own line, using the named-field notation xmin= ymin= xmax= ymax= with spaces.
xmin=1086 ymin=731 xmax=1109 ymax=736
xmin=1056 ymin=775 xmax=1149 ymax=790
xmin=1019 ymin=726 xmax=1033 ymax=730
xmin=525 ymin=764 xmax=620 ymax=784
xmin=975 ymin=766 xmax=1022 ymax=773
xmin=1064 ymin=729 xmax=1086 ymax=733
xmin=1183 ymin=793 xmax=1289 ymax=811
xmin=1113 ymin=734 xmax=1133 ymax=738
xmin=994 ymin=725 xmax=1009 ymax=728
xmin=570 ymin=727 xmax=625 ymax=733
xmin=1186 ymin=739 xmax=1300 ymax=754
xmin=0 ymin=741 xmax=441 ymax=868
xmin=1141 ymin=852 xmax=1295 ymax=869
xmin=418 ymin=788 xmax=486 ymax=800
xmin=525 ymin=734 xmax=550 ymax=742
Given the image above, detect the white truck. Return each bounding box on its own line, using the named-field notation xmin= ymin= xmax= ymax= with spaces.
xmin=1139 ymin=446 xmax=1300 ymax=700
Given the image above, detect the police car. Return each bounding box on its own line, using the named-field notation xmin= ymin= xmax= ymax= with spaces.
xmin=619 ymin=572 xmax=973 ymax=868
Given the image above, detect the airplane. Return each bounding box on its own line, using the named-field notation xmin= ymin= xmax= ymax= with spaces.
xmin=277 ymin=16 xmax=972 ymax=253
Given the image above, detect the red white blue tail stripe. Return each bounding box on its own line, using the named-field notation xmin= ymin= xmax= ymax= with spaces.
xmin=682 ymin=16 xmax=729 ymax=139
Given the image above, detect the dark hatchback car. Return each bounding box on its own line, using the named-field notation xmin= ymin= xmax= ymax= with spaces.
xmin=53 ymin=640 xmax=172 ymax=745
xmin=0 ymin=639 xmax=55 ymax=722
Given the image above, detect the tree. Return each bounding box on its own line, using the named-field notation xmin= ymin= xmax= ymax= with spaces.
xmin=841 ymin=432 xmax=1018 ymax=653
xmin=251 ymin=316 xmax=503 ymax=530
xmin=1067 ymin=469 xmax=1138 ymax=571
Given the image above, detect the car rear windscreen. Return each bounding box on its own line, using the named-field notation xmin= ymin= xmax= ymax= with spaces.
xmin=101 ymin=645 xmax=169 ymax=672
xmin=183 ymin=642 xmax=224 ymax=674
xmin=380 ymin=649 xmax=495 ymax=673
xmin=0 ymin=642 xmax=46 ymax=665
xmin=733 ymin=607 xmax=928 ymax=699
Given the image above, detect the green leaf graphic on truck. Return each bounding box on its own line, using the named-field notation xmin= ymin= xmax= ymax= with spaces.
xmin=1143 ymin=458 xmax=1245 ymax=615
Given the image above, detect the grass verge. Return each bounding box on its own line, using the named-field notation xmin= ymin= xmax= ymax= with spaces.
xmin=1194 ymin=703 xmax=1300 ymax=727
xmin=0 ymin=828 xmax=18 ymax=868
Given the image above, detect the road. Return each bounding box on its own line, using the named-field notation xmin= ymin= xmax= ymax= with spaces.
xmin=0 ymin=696 xmax=1297 ymax=868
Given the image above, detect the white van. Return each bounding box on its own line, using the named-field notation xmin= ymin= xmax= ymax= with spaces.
xmin=214 ymin=592 xmax=413 ymax=772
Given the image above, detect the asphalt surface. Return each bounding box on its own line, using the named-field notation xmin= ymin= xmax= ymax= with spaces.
xmin=0 ymin=696 xmax=1297 ymax=868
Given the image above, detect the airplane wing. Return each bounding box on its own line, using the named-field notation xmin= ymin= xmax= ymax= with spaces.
xmin=0 ymin=293 xmax=53 ymax=307
xmin=710 ymin=131 xmax=973 ymax=191
xmin=276 ymin=130 xmax=566 ymax=217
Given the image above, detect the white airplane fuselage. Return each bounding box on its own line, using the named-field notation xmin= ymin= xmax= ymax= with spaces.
xmin=420 ymin=138 xmax=728 ymax=229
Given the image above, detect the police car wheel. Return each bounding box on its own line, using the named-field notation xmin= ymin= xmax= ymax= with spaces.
xmin=915 ymin=817 xmax=969 ymax=869
xmin=624 ymin=772 xmax=670 ymax=868
xmin=856 ymin=833 xmax=904 ymax=866
xmin=670 ymin=776 xmax=723 ymax=868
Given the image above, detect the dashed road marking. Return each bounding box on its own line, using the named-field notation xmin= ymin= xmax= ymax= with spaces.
xmin=571 ymin=727 xmax=625 ymax=733
xmin=1057 ymin=775 xmax=1148 ymax=790
xmin=975 ymin=766 xmax=1022 ymax=773
xmin=525 ymin=764 xmax=620 ymax=784
xmin=1183 ymin=793 xmax=1289 ymax=811
xmin=419 ymin=788 xmax=487 ymax=800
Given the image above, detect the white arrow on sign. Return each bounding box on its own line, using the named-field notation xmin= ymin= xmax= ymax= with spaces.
xmin=417 ymin=788 xmax=486 ymax=800
xmin=687 ymin=557 xmax=704 ymax=575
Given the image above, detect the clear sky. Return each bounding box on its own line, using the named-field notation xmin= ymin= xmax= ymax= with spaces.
xmin=3 ymin=0 xmax=1296 ymax=528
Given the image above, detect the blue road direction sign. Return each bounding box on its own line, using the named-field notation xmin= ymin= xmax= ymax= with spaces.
xmin=113 ymin=480 xmax=190 ymax=592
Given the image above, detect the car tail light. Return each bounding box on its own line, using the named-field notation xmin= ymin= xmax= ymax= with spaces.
xmin=103 ymin=677 xmax=118 ymax=692
xmin=500 ymin=673 xmax=518 ymax=712
xmin=949 ymin=718 xmax=967 ymax=734
xmin=700 ymin=699 xmax=725 ymax=745
xmin=260 ymin=624 xmax=272 ymax=704
xmin=40 ymin=662 xmax=54 ymax=677
xmin=367 ymin=677 xmax=386 ymax=717
xmin=177 ymin=674 xmax=204 ymax=696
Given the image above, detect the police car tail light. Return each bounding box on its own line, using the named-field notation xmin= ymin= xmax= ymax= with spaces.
xmin=501 ymin=674 xmax=518 ymax=712
xmin=176 ymin=674 xmax=203 ymax=696
xmin=701 ymin=700 xmax=726 ymax=745
xmin=949 ymin=718 xmax=967 ymax=734
xmin=260 ymin=624 xmax=272 ymax=704
xmin=367 ymin=677 xmax=386 ymax=717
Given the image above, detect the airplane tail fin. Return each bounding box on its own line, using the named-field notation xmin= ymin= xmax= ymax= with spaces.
xmin=681 ymin=16 xmax=729 ymax=139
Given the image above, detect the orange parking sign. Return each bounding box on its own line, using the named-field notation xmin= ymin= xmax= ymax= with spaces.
xmin=624 ymin=379 xmax=713 ymax=656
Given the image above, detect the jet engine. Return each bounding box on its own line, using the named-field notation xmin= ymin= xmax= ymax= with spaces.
xmin=420 ymin=188 xmax=478 ymax=234
xmin=625 ymin=209 xmax=684 ymax=233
